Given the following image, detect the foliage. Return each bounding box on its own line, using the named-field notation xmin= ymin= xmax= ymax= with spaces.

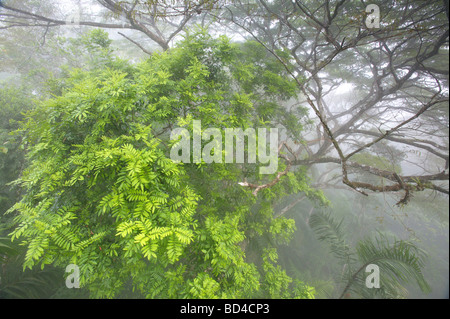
xmin=309 ymin=210 xmax=430 ymax=298
xmin=0 ymin=84 xmax=32 ymax=216
xmin=8 ymin=29 xmax=320 ymax=298
xmin=0 ymin=236 xmax=67 ymax=299
xmin=1 ymin=0 xmax=446 ymax=299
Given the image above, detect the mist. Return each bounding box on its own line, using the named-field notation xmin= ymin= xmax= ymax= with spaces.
xmin=0 ymin=0 xmax=448 ymax=304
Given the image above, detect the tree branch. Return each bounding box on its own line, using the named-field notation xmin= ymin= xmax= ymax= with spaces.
xmin=238 ymin=142 xmax=295 ymax=196
xmin=118 ymin=31 xmax=152 ymax=55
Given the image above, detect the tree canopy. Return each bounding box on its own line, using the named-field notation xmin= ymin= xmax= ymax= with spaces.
xmin=6 ymin=29 xmax=324 ymax=298
xmin=0 ymin=0 xmax=448 ymax=300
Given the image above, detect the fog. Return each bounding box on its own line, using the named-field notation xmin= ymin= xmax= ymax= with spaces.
xmin=0 ymin=0 xmax=448 ymax=302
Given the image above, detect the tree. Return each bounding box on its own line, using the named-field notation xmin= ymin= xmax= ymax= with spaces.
xmin=8 ymin=29 xmax=320 ymax=298
xmin=2 ymin=0 xmax=448 ymax=202
xmin=0 ymin=29 xmax=134 ymax=299
xmin=0 ymin=0 xmax=220 ymax=52
xmin=1 ymin=0 xmax=447 ymax=300
xmin=216 ymin=0 xmax=449 ymax=202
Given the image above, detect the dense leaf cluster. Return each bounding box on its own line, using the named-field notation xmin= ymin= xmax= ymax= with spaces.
xmin=7 ymin=29 xmax=319 ymax=298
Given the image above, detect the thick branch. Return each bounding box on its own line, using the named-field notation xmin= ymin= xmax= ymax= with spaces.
xmin=0 ymin=2 xmax=132 ymax=29
xmin=293 ymin=156 xmax=449 ymax=195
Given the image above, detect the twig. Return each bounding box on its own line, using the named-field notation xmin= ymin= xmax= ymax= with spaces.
xmin=118 ymin=31 xmax=152 ymax=55
xmin=238 ymin=142 xmax=295 ymax=196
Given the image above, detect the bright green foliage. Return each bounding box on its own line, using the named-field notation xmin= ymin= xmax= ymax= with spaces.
xmin=43 ymin=29 xmax=133 ymax=98
xmin=8 ymin=29 xmax=321 ymax=298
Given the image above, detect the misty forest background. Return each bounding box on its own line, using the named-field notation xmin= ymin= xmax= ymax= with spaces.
xmin=0 ymin=0 xmax=448 ymax=299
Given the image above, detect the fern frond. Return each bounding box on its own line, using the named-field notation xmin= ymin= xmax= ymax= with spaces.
xmin=352 ymin=234 xmax=431 ymax=298
xmin=308 ymin=211 xmax=356 ymax=265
